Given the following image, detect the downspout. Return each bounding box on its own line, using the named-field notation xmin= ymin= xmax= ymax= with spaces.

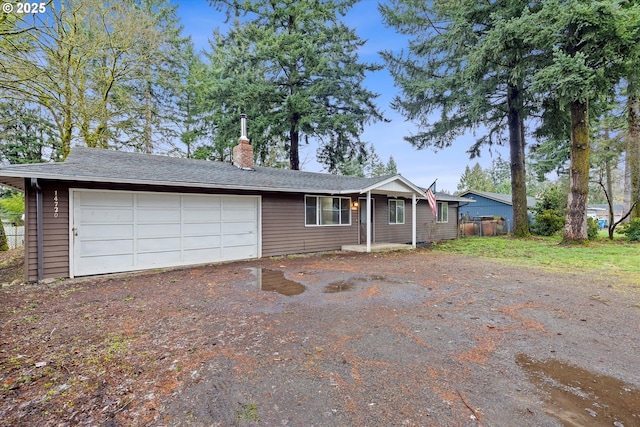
xmin=30 ymin=178 xmax=44 ymax=281
xmin=366 ymin=190 xmax=372 ymax=253
xmin=412 ymin=194 xmax=417 ymax=248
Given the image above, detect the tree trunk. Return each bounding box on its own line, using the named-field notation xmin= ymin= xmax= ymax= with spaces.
xmin=144 ymin=73 xmax=153 ymax=154
xmin=289 ymin=123 xmax=300 ymax=170
xmin=507 ymin=83 xmax=530 ymax=237
xmin=628 ymin=74 xmax=640 ymax=220
xmin=563 ymin=100 xmax=590 ymax=242
xmin=606 ymin=150 xmax=615 ymax=240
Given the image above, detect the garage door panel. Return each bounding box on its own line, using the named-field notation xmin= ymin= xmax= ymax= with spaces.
xmin=73 ymin=191 xmax=259 ymax=277
xmin=80 ymin=192 xmax=133 ymax=207
xmin=224 ymin=233 xmax=257 ymax=247
xmin=183 ymin=222 xmax=221 ymax=235
xmin=78 ymin=239 xmax=134 ymax=256
xmin=82 ymin=224 xmax=134 ymax=238
xmin=79 ymin=254 xmax=135 ymax=275
xmin=138 ymin=237 xmax=181 ymax=252
xmin=138 ymin=209 xmax=181 ymax=223
xmin=138 ymin=223 xmax=181 ymax=237
xmin=80 ymin=208 xmax=134 ymax=223
xmin=183 ymin=209 xmax=220 ymax=222
xmin=137 ymin=193 xmax=181 ymax=208
xmin=224 ymin=245 xmax=257 ymax=260
xmin=184 ymin=235 xmax=221 ymax=250
xmin=222 ymin=209 xmax=256 ymax=221
xmin=184 ymin=247 xmax=222 ymax=260
xmin=223 ymin=197 xmax=256 ymax=208
xmin=137 ymin=250 xmax=182 ymax=266
xmin=224 ymin=221 xmax=256 ymax=233
xmin=183 ymin=195 xmax=221 ymax=208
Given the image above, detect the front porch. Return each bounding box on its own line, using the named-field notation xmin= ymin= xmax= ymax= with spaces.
xmin=341 ymin=243 xmax=414 ymax=253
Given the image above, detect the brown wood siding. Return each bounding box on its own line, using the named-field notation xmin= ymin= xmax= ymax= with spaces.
xmin=415 ymin=200 xmax=459 ymax=242
xmin=261 ymin=193 xmax=359 ymax=257
xmin=25 ymin=181 xmax=70 ymax=281
xmin=372 ymin=196 xmax=414 ymax=244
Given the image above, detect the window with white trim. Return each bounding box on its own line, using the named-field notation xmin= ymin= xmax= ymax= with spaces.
xmin=305 ymin=196 xmax=351 ymax=226
xmin=389 ymin=199 xmax=405 ymax=224
xmin=437 ymin=202 xmax=448 ymax=223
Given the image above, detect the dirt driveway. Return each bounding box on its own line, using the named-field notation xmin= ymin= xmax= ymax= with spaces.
xmin=1 ymin=248 xmax=639 ymax=426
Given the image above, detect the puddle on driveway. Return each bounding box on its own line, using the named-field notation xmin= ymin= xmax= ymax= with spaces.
xmin=517 ymin=354 xmax=640 ymax=426
xmin=247 ymin=268 xmax=305 ymax=296
xmin=324 ymin=279 xmax=356 ymax=293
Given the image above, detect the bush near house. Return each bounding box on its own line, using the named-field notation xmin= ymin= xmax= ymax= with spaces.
xmin=617 ymin=219 xmax=640 ymax=242
xmin=530 ymin=185 xmax=566 ymax=237
xmin=587 ymin=217 xmax=599 ymax=241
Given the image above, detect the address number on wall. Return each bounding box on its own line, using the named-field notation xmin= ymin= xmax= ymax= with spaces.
xmin=53 ymin=190 xmax=59 ymax=218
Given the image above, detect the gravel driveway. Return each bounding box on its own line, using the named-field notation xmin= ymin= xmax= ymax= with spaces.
xmin=1 ymin=249 xmax=639 ymax=426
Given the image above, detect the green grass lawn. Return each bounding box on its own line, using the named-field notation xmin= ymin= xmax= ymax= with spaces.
xmin=433 ymin=235 xmax=640 ymax=280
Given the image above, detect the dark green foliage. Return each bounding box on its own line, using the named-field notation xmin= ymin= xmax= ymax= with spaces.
xmin=0 ymin=193 xmax=25 ymax=226
xmin=531 ymin=185 xmax=567 ymax=236
xmin=0 ymin=222 xmax=7 ymax=252
xmin=618 ymin=219 xmax=640 ymax=241
xmin=379 ymin=0 xmax=534 ymax=237
xmin=206 ymin=0 xmax=385 ymax=171
xmin=531 ymin=209 xmax=565 ymax=236
xmin=0 ymin=101 xmax=60 ymax=164
xmin=587 ymin=217 xmax=599 ymax=240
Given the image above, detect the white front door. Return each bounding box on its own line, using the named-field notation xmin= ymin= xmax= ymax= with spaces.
xmin=359 ymin=197 xmax=374 ymax=244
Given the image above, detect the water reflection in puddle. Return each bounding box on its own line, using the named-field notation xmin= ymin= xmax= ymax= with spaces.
xmin=247 ymin=268 xmax=305 ymax=296
xmin=324 ymin=280 xmax=356 ymax=293
xmin=517 ymin=354 xmax=640 ymax=426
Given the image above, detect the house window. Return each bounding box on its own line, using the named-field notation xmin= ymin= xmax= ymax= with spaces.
xmin=305 ymin=196 xmax=351 ymax=226
xmin=389 ymin=199 xmax=405 ymax=224
xmin=437 ymin=202 xmax=448 ymax=223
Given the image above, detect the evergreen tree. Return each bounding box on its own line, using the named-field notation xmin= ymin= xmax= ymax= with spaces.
xmin=207 ymin=0 xmax=385 ymax=171
xmin=521 ymin=0 xmax=640 ymax=242
xmin=379 ymin=0 xmax=536 ymax=236
xmin=0 ymin=101 xmax=60 ymax=164
xmin=456 ymin=163 xmax=495 ymax=193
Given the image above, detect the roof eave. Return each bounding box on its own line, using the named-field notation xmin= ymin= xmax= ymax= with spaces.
xmin=0 ymin=170 xmax=373 ymax=195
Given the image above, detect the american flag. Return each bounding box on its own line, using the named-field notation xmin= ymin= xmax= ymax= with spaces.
xmin=427 ymin=180 xmax=437 ymax=218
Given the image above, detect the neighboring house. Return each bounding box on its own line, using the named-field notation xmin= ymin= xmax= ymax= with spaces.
xmin=0 ymin=138 xmax=462 ymax=282
xmin=587 ymin=204 xmax=624 ymax=225
xmin=457 ymin=190 xmax=537 ymax=234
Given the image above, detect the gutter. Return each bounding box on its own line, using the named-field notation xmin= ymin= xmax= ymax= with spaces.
xmin=30 ymin=178 xmax=44 ymax=281
xmin=0 ymin=170 xmax=427 ymax=198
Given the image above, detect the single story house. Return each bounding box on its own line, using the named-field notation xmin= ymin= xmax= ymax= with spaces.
xmin=457 ymin=190 xmax=537 ymax=233
xmin=0 ymin=138 xmax=464 ymax=282
xmin=587 ymin=204 xmax=624 ymax=226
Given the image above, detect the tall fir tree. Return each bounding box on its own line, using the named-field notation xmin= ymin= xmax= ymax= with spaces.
xmin=520 ymin=0 xmax=640 ymax=242
xmin=206 ymin=0 xmax=385 ymax=171
xmin=379 ymin=0 xmax=537 ymax=236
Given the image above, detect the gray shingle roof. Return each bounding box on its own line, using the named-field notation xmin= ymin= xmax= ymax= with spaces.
xmin=0 ymin=147 xmax=415 ymax=195
xmin=458 ymin=190 xmax=537 ymax=208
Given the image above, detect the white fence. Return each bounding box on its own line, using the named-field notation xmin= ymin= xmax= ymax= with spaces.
xmin=2 ymin=222 xmax=24 ymax=249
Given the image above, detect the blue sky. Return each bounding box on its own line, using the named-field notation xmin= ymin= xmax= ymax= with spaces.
xmin=174 ymin=1 xmax=510 ymax=193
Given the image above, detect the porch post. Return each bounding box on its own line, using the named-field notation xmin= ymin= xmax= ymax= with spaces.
xmin=366 ymin=190 xmax=372 ymax=253
xmin=412 ymin=193 xmax=417 ymax=248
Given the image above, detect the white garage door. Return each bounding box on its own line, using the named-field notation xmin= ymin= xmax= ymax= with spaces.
xmin=71 ymin=190 xmax=260 ymax=277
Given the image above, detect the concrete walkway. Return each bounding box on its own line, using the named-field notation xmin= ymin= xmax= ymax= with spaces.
xmin=341 ymin=243 xmax=414 ymax=253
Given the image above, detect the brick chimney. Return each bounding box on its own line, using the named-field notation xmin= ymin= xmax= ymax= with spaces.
xmin=232 ymin=114 xmax=254 ymax=170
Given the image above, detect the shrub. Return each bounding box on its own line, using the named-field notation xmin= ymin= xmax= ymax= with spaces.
xmin=618 ymin=219 xmax=640 ymax=241
xmin=531 ymin=209 xmax=564 ymax=236
xmin=530 ymin=185 xmax=567 ymax=237
xmin=587 ymin=217 xmax=599 ymax=240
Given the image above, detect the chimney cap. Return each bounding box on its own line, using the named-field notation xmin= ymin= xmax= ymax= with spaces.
xmin=240 ymin=114 xmax=247 ymax=139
